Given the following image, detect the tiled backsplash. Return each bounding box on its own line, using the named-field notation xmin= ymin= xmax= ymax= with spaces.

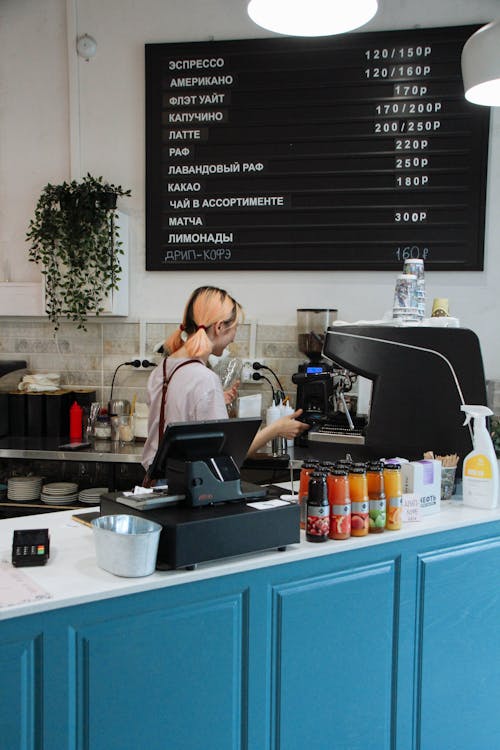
xmin=0 ymin=319 xmax=303 ymax=413
xmin=1 ymin=318 xmax=499 ymax=417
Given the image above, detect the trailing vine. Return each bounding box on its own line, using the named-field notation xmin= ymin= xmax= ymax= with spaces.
xmin=491 ymin=415 xmax=500 ymax=458
xmin=26 ymin=173 xmax=131 ymax=331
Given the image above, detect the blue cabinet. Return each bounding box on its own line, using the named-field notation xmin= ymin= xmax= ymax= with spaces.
xmin=417 ymin=538 xmax=500 ymax=750
xmin=1 ymin=522 xmax=499 ymax=750
xmin=0 ymin=632 xmax=42 ymax=749
xmin=271 ymin=560 xmax=397 ymax=750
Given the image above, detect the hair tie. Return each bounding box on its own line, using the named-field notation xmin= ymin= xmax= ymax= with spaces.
xmin=179 ymin=323 xmax=185 ymax=331
xmin=197 ymin=324 xmax=207 ymax=331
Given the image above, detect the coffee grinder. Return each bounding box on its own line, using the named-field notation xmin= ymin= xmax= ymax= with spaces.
xmin=292 ymin=309 xmax=337 ymax=432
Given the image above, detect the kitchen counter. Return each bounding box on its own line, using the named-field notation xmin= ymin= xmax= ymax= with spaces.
xmin=0 ymin=435 xmax=144 ymax=463
xmin=1 ymin=497 xmax=499 ymax=621
xmin=2 ymin=496 xmax=500 ymax=750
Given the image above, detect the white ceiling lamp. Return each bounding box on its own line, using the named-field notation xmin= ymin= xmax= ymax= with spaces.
xmin=247 ymin=0 xmax=378 ymax=37
xmin=462 ymin=20 xmax=500 ymax=106
xmin=76 ymin=34 xmax=97 ymax=61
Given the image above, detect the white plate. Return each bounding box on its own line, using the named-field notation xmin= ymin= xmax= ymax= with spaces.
xmin=7 ymin=494 xmax=40 ymax=502
xmin=41 ymin=494 xmax=79 ymax=505
xmin=8 ymin=476 xmax=43 ymax=484
xmin=42 ymin=482 xmax=79 ymax=494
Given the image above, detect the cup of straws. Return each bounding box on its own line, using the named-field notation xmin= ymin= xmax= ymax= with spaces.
xmin=424 ymin=451 xmax=459 ymax=501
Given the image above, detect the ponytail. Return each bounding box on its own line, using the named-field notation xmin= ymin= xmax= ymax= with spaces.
xmin=163 ymin=287 xmax=242 ymax=358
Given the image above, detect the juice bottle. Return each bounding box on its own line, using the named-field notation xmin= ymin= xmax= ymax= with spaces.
xmin=349 ymin=464 xmax=369 ymax=536
xmin=327 ymin=468 xmax=351 ymax=540
xmin=384 ymin=463 xmax=403 ymax=530
xmin=367 ymin=461 xmax=386 ymax=534
xmin=306 ymin=473 xmax=329 ymax=542
xmin=298 ymin=461 xmax=318 ymax=529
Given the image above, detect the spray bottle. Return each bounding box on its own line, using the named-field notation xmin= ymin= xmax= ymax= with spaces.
xmin=461 ymin=405 xmax=499 ymax=509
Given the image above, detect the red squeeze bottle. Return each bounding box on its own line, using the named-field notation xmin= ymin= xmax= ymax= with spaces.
xmin=69 ymin=401 xmax=83 ymax=441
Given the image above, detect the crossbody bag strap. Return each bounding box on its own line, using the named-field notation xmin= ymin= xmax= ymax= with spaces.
xmin=157 ymin=358 xmax=201 ymax=444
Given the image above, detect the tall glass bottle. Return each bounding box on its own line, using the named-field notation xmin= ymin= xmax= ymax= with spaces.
xmin=384 ymin=463 xmax=403 ymax=530
xmin=367 ymin=461 xmax=386 ymax=534
xmin=306 ymin=473 xmax=330 ymax=542
xmin=349 ymin=463 xmax=369 ymax=537
xmin=327 ymin=468 xmax=351 ymax=540
xmin=298 ymin=460 xmax=319 ymax=530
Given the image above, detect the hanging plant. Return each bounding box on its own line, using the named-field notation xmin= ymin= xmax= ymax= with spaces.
xmin=491 ymin=415 xmax=500 ymax=458
xmin=26 ymin=173 xmax=131 ymax=331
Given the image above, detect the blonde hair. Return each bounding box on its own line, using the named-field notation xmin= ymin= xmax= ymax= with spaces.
xmin=164 ymin=286 xmax=242 ymax=359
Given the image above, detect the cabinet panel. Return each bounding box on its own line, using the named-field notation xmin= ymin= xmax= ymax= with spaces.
xmin=417 ymin=538 xmax=500 ymax=750
xmin=272 ymin=560 xmax=398 ymax=750
xmin=70 ymin=592 xmax=248 ymax=750
xmin=0 ymin=634 xmax=43 ymax=750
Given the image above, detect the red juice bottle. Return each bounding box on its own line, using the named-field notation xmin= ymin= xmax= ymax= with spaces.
xmin=306 ymin=473 xmax=329 ymax=542
xmin=298 ymin=461 xmax=318 ymax=530
xmin=327 ymin=468 xmax=351 ymax=540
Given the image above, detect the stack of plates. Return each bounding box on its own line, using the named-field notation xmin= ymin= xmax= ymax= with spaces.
xmin=78 ymin=487 xmax=108 ymax=505
xmin=7 ymin=476 xmax=43 ymax=502
xmin=41 ymin=482 xmax=79 ymax=505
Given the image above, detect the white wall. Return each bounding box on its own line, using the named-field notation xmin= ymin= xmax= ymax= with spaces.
xmin=1 ymin=0 xmax=500 ymax=374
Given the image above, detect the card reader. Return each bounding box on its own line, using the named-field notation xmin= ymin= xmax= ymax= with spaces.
xmin=12 ymin=528 xmax=50 ymax=567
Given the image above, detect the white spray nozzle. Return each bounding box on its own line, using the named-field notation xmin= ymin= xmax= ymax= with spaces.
xmin=461 ymin=404 xmax=493 ymax=427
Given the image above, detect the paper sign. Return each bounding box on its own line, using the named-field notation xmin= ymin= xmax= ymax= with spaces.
xmin=402 ymin=492 xmax=421 ymax=523
xmin=247 ymin=499 xmax=291 ymax=510
xmin=0 ymin=561 xmax=52 ymax=608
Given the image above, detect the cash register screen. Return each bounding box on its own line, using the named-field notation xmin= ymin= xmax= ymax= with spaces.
xmin=147 ymin=417 xmax=262 ymax=481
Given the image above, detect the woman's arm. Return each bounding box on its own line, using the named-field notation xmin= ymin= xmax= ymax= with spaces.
xmin=246 ymin=409 xmax=309 ymax=456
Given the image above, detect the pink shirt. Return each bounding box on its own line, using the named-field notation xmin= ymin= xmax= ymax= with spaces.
xmin=141 ymin=357 xmax=227 ymax=469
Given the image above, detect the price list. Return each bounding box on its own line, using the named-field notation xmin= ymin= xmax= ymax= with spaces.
xmin=145 ymin=25 xmax=489 ymax=271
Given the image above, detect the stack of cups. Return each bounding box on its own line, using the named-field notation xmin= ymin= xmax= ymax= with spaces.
xmin=403 ymin=258 xmax=426 ymax=320
xmin=392 ymin=273 xmax=419 ymax=323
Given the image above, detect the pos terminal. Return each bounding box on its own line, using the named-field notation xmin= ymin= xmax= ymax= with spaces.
xmin=100 ymin=417 xmax=300 ymax=569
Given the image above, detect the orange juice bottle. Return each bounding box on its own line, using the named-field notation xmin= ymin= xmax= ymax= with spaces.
xmin=384 ymin=463 xmax=403 ymax=530
xmin=327 ymin=468 xmax=351 ymax=540
xmin=348 ymin=464 xmax=369 ymax=536
xmin=367 ymin=461 xmax=386 ymax=534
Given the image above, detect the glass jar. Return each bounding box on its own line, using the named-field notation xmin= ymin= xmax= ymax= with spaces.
xmin=94 ymin=415 xmax=111 ymax=440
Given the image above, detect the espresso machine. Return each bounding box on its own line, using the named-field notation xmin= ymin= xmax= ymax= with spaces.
xmin=292 ymin=310 xmax=364 ymax=445
xmin=318 ymin=324 xmax=487 ymax=462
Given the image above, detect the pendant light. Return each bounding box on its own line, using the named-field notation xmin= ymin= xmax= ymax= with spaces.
xmin=247 ymin=0 xmax=378 ymax=37
xmin=462 ymin=20 xmax=500 ymax=106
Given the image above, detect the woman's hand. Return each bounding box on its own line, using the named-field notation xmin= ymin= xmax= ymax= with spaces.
xmin=223 ymin=380 xmax=240 ymax=405
xmin=272 ymin=408 xmax=310 ymax=439
xmin=247 ymin=407 xmax=309 ymax=456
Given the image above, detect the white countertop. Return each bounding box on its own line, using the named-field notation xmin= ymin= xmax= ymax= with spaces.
xmin=1 ymin=495 xmax=500 ymax=622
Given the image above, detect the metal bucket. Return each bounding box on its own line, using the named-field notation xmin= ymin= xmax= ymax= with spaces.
xmin=91 ymin=514 xmax=162 ymax=577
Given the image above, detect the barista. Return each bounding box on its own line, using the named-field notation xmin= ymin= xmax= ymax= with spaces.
xmin=141 ymin=286 xmax=308 ymax=470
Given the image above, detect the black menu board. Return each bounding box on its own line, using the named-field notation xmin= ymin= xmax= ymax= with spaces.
xmin=145 ymin=26 xmax=489 ymax=271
